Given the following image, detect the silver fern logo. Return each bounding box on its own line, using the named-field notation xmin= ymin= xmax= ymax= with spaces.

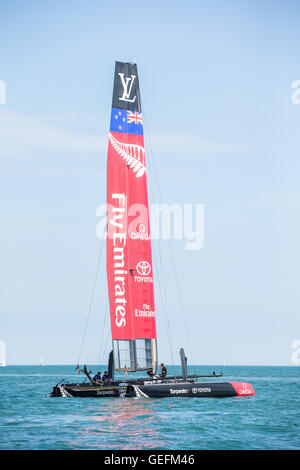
xmin=109 ymin=133 xmax=146 ymax=177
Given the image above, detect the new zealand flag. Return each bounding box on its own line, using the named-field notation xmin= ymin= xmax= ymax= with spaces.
xmin=110 ymin=108 xmax=144 ymax=136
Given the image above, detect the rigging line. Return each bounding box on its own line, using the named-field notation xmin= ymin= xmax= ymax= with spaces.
xmin=142 ymin=112 xmax=176 ymax=374
xmin=76 ymin=239 xmax=104 ymax=367
xmin=97 ymin=296 xmax=109 ymax=368
xmin=168 ymin=247 xmax=194 ymax=363
xmin=143 ymin=131 xmax=175 ymax=373
xmin=146 ymin=141 xmax=174 ymax=367
xmin=147 ymin=179 xmax=175 ymax=372
xmin=143 ymin=134 xmax=174 ymax=362
xmin=143 ymin=114 xmax=193 ymax=362
xmin=153 ymin=237 xmax=176 ymax=374
xmin=147 ymin=152 xmax=175 ymax=368
xmin=100 ymin=326 xmax=111 ymax=368
xmin=152 ymin=243 xmax=176 ymax=375
xmin=142 ymin=103 xmax=195 ymax=365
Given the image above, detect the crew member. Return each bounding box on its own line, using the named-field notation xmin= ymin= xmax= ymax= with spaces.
xmin=102 ymin=371 xmax=110 ymax=382
xmin=160 ymin=363 xmax=167 ymax=378
xmin=147 ymin=368 xmax=154 ymax=378
xmin=93 ymin=371 xmax=102 ymax=383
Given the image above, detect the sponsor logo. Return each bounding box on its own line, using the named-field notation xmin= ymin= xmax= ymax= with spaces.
xmin=130 ymin=223 xmax=150 ymax=240
xmin=134 ymin=276 xmax=153 ymax=283
xmin=192 ymin=387 xmax=211 ymax=394
xmin=135 ymin=303 xmax=155 ymax=318
xmin=109 ymin=133 xmax=146 ymax=178
xmin=136 ymin=260 xmax=151 ymax=276
xmin=238 ymin=383 xmax=252 ymax=395
xmin=134 ymin=260 xmax=153 ymax=283
xmin=109 ymin=194 xmax=127 ymax=328
xmin=118 ymin=73 xmax=136 ymax=103
xmin=170 ymin=389 xmax=189 ymax=395
xmin=96 ymin=390 xmax=116 ymax=396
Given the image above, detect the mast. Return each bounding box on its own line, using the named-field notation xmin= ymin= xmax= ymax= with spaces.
xmin=106 ymin=61 xmax=157 ymax=374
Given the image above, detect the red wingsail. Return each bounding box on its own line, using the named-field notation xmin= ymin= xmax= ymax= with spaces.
xmin=106 ymin=61 xmax=157 ymax=372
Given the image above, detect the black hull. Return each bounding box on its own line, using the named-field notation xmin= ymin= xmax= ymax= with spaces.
xmin=50 ymin=380 xmax=254 ymax=398
xmin=51 ymin=384 xmax=127 ymax=398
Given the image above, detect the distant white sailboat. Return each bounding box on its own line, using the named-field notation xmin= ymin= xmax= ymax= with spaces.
xmin=0 ymin=340 xmax=6 ymax=367
xmin=40 ymin=356 xmax=46 ymax=366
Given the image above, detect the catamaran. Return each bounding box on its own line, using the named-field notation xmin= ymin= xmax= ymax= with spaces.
xmin=50 ymin=61 xmax=254 ymax=399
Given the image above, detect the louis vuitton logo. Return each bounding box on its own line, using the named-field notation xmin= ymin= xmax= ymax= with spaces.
xmin=118 ymin=73 xmax=136 ymax=103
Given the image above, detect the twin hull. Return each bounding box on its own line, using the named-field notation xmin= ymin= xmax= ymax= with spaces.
xmin=51 ymin=381 xmax=255 ymax=398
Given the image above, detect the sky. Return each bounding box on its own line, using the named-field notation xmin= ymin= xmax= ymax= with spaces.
xmin=0 ymin=0 xmax=300 ymax=366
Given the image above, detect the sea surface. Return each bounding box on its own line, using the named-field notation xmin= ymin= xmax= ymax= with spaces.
xmin=0 ymin=365 xmax=299 ymax=450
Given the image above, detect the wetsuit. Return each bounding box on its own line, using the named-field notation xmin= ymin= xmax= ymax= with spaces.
xmin=147 ymin=369 xmax=154 ymax=378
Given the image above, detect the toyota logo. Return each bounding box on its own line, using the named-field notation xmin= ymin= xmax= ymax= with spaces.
xmin=136 ymin=261 xmax=151 ymax=276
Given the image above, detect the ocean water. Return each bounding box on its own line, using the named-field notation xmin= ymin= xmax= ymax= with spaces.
xmin=0 ymin=365 xmax=299 ymax=450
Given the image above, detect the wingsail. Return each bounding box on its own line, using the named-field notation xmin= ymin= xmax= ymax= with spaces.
xmin=106 ymin=62 xmax=157 ymax=373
